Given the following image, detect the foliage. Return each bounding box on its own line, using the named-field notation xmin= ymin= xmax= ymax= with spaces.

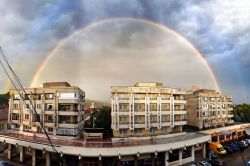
xmin=0 ymin=92 xmax=9 ymax=108
xmin=233 ymin=104 xmax=250 ymax=122
xmin=84 ymin=106 xmax=112 ymax=138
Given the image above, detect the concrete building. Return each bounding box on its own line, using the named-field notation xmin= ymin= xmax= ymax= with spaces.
xmin=0 ymin=108 xmax=8 ymax=134
xmin=185 ymin=86 xmax=234 ymax=129
xmin=8 ymin=82 xmax=85 ymax=136
xmin=111 ymin=82 xmax=187 ymax=138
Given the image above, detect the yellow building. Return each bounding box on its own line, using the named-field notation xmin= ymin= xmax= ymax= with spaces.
xmin=185 ymin=86 xmax=234 ymax=129
xmin=8 ymin=82 xmax=85 ymax=136
xmin=111 ymin=82 xmax=187 ymax=138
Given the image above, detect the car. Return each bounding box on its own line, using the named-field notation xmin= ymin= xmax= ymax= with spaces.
xmin=0 ymin=161 xmax=9 ymax=166
xmin=208 ymin=159 xmax=227 ymax=166
xmin=223 ymin=145 xmax=233 ymax=153
xmin=241 ymin=140 xmax=249 ymax=147
xmin=245 ymin=139 xmax=250 ymax=145
xmin=198 ymin=161 xmax=212 ymax=166
xmin=235 ymin=142 xmax=245 ymax=150
xmin=228 ymin=142 xmax=239 ymax=152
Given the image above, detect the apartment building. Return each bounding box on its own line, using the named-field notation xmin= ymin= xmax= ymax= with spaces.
xmin=111 ymin=82 xmax=187 ymax=138
xmin=8 ymin=82 xmax=85 ymax=136
xmin=185 ymin=86 xmax=234 ymax=129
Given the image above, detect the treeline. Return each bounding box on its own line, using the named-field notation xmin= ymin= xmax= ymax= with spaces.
xmin=0 ymin=92 xmax=9 ymax=108
xmin=233 ymin=104 xmax=250 ymax=122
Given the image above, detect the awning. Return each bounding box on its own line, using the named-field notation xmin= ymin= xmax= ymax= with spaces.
xmin=220 ymin=130 xmax=232 ymax=135
xmin=245 ymin=128 xmax=250 ymax=135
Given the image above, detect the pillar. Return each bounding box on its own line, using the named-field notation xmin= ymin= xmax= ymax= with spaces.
xmin=7 ymin=144 xmax=12 ymax=160
xmin=178 ymin=149 xmax=183 ymax=166
xmin=151 ymin=154 xmax=156 ymax=166
xmin=32 ymin=149 xmax=36 ymax=166
xmin=134 ymin=156 xmax=138 ymax=166
xmin=202 ymin=143 xmax=206 ymax=159
xmin=19 ymin=146 xmax=24 ymax=163
xmin=45 ymin=152 xmax=51 ymax=166
xmin=63 ymin=157 xmax=67 ymax=166
xmin=165 ymin=151 xmax=169 ymax=166
xmin=98 ymin=159 xmax=102 ymax=166
xmin=116 ymin=158 xmax=121 ymax=166
xmin=191 ymin=146 xmax=195 ymax=161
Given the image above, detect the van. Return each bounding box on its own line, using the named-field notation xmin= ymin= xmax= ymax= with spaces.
xmin=209 ymin=142 xmax=227 ymax=155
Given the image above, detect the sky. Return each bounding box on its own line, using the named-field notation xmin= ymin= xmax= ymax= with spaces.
xmin=0 ymin=0 xmax=249 ymax=103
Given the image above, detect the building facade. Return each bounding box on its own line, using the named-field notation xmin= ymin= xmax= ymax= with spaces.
xmin=111 ymin=82 xmax=187 ymax=138
xmin=0 ymin=108 xmax=8 ymax=134
xmin=185 ymin=86 xmax=234 ymax=129
xmin=8 ymin=82 xmax=85 ymax=136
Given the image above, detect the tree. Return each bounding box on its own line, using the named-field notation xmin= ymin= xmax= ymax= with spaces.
xmin=0 ymin=92 xmax=10 ymax=108
xmin=233 ymin=104 xmax=250 ymax=122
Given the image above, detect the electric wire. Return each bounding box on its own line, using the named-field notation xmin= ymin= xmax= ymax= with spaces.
xmin=0 ymin=47 xmax=62 ymax=164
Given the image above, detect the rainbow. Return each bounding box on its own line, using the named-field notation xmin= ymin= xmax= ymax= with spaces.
xmin=30 ymin=17 xmax=221 ymax=92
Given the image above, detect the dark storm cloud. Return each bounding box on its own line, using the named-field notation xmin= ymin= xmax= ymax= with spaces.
xmin=0 ymin=0 xmax=249 ymax=102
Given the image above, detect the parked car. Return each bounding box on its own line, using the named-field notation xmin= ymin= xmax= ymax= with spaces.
xmin=241 ymin=140 xmax=249 ymax=147
xmin=223 ymin=145 xmax=233 ymax=153
xmin=198 ymin=161 xmax=212 ymax=166
xmin=228 ymin=142 xmax=239 ymax=152
xmin=209 ymin=142 xmax=226 ymax=155
xmin=235 ymin=142 xmax=245 ymax=150
xmin=208 ymin=159 xmax=227 ymax=166
xmin=245 ymin=139 xmax=250 ymax=144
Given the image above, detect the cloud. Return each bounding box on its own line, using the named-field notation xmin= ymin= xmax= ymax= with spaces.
xmin=0 ymin=0 xmax=249 ymax=103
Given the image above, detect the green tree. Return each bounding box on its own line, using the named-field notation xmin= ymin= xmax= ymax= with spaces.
xmin=233 ymin=104 xmax=250 ymax=122
xmin=0 ymin=92 xmax=10 ymax=108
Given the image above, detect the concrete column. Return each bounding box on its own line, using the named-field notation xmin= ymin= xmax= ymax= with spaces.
xmin=202 ymin=143 xmax=206 ymax=159
xmin=19 ymin=146 xmax=24 ymax=163
xmin=32 ymin=149 xmax=36 ymax=166
xmin=165 ymin=151 xmax=169 ymax=166
xmin=151 ymin=154 xmax=156 ymax=166
xmin=116 ymin=158 xmax=121 ymax=166
xmin=134 ymin=156 xmax=138 ymax=166
xmin=179 ymin=149 xmax=183 ymax=166
xmin=191 ymin=146 xmax=195 ymax=162
xmin=7 ymin=144 xmax=11 ymax=160
xmin=45 ymin=152 xmax=51 ymax=166
xmin=78 ymin=159 xmax=83 ymax=166
xmin=63 ymin=157 xmax=67 ymax=166
xmin=98 ymin=159 xmax=102 ymax=166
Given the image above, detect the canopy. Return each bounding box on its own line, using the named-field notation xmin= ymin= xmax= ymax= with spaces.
xmin=219 ymin=130 xmax=232 ymax=135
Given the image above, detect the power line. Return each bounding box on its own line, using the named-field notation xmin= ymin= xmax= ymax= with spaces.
xmin=0 ymin=47 xmax=62 ymax=164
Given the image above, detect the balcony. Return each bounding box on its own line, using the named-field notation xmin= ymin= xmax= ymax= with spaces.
xmin=58 ymin=121 xmax=79 ymax=128
xmin=58 ymin=110 xmax=79 ymax=116
xmin=174 ymin=100 xmax=186 ymax=104
xmin=174 ymin=121 xmax=187 ymax=126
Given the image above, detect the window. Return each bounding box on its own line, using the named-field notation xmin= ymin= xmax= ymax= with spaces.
xmin=150 ymin=127 xmax=157 ymax=133
xmin=25 ymin=104 xmax=30 ymax=109
xmin=24 ymin=114 xmax=29 ymax=120
xmin=134 ymin=128 xmax=142 ymax=134
xmin=14 ymin=95 xmax=21 ymax=100
xmin=59 ymin=93 xmax=76 ymax=99
xmin=150 ymin=104 xmax=157 ymax=111
xmin=48 ymin=128 xmax=53 ymax=132
xmin=36 ymin=104 xmax=41 ymax=109
xmin=161 ymin=127 xmax=167 ymax=133
xmin=45 ymin=104 xmax=53 ymax=110
xmin=119 ymin=129 xmax=127 ymax=135
xmin=13 ymin=103 xmax=19 ymax=109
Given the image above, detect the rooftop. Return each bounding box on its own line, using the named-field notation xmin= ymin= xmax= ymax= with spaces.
xmin=0 ymin=131 xmax=209 ymax=148
xmin=43 ymin=82 xmax=71 ymax=88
